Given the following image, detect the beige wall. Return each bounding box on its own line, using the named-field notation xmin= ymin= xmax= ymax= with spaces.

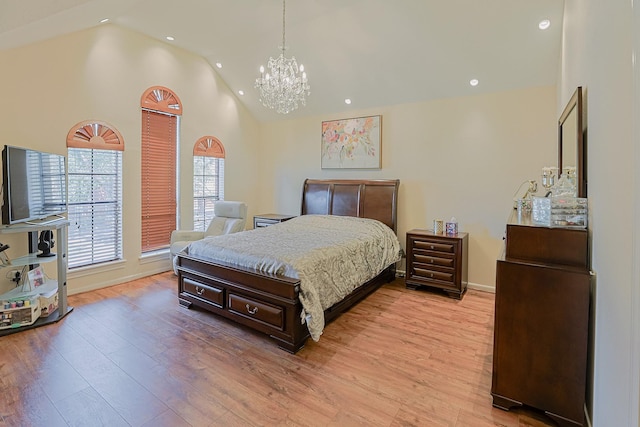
xmin=0 ymin=24 xmax=261 ymax=295
xmin=561 ymin=0 xmax=640 ymax=425
xmin=256 ymin=86 xmax=557 ymax=289
xmin=0 ymin=24 xmax=558 ymax=294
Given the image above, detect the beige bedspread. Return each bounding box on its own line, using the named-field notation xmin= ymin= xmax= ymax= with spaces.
xmin=184 ymin=215 xmax=402 ymax=341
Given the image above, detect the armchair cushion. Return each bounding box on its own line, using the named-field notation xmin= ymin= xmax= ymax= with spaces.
xmin=204 ymin=201 xmax=248 ymax=237
xmin=205 ymin=217 xmax=245 ymax=237
xmin=170 ymin=230 xmax=205 ymax=259
xmin=170 ymin=201 xmax=248 ymax=274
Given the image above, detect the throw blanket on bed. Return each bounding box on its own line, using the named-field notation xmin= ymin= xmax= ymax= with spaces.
xmin=184 ymin=215 xmax=402 ymax=341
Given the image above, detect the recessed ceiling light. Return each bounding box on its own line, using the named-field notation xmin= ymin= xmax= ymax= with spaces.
xmin=344 ymin=98 xmax=352 ymax=105
xmin=215 ymin=62 xmax=222 ymax=69
xmin=99 ymin=18 xmax=109 ymax=24
xmin=539 ymin=19 xmax=551 ymax=30
xmin=470 ymin=79 xmax=479 ymax=87
xmin=166 ymin=36 xmax=175 ymax=41
xmin=238 ymin=90 xmax=244 ymax=96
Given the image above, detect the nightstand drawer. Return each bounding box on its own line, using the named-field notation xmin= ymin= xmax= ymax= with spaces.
xmin=413 ymin=240 xmax=456 ymax=254
xmin=413 ymin=253 xmax=455 ymax=268
xmin=411 ymin=267 xmax=454 ymax=284
xmin=255 ymin=219 xmax=278 ymax=228
xmin=253 ymin=214 xmax=296 ymax=228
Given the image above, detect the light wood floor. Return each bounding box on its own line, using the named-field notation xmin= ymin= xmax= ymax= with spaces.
xmin=0 ymin=272 xmax=556 ymax=427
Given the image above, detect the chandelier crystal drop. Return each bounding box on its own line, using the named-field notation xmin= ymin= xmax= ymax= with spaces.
xmin=255 ymin=0 xmax=310 ymax=114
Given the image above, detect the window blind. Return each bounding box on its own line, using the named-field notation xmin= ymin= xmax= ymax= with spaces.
xmin=193 ymin=156 xmax=224 ymax=231
xmin=67 ymin=148 xmax=123 ymax=268
xmin=141 ymin=109 xmax=177 ymax=252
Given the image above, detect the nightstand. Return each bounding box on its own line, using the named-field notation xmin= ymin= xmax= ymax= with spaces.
xmin=405 ymin=229 xmax=469 ymax=299
xmin=253 ymin=213 xmax=296 ymax=228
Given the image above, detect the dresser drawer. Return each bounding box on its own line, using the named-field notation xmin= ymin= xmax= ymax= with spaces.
xmin=228 ymin=293 xmax=284 ymax=330
xmin=413 ymin=239 xmax=456 ymax=254
xmin=181 ymin=277 xmax=224 ymax=308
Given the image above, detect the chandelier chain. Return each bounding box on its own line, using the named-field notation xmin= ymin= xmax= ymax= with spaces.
xmin=281 ymin=0 xmax=286 ymax=53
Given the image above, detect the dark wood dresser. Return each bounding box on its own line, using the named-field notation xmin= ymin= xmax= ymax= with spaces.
xmin=491 ymin=211 xmax=590 ymax=427
xmin=405 ymin=229 xmax=468 ymax=299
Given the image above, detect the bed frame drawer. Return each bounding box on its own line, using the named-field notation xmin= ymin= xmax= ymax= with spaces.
xmin=228 ymin=293 xmax=284 ymax=330
xmin=181 ymin=277 xmax=224 ymax=308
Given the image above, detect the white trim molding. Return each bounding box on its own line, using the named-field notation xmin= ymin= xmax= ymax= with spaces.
xmin=631 ymin=1 xmax=640 ymax=425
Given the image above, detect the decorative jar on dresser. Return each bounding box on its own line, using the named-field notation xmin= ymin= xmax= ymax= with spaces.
xmin=405 ymin=229 xmax=468 ymax=299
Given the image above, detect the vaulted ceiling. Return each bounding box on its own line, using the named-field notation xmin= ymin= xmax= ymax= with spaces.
xmin=0 ymin=0 xmax=564 ymax=122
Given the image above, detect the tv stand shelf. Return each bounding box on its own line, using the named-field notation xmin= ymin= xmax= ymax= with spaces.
xmin=8 ymin=253 xmax=57 ymax=266
xmin=0 ymin=219 xmax=72 ymax=336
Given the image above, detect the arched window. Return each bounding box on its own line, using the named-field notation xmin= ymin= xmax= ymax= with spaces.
xmin=66 ymin=120 xmax=124 ymax=268
xmin=193 ymin=136 xmax=225 ymax=231
xmin=140 ymin=86 xmax=182 ymax=253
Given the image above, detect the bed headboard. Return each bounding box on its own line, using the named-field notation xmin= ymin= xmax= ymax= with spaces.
xmin=300 ymin=179 xmax=400 ymax=233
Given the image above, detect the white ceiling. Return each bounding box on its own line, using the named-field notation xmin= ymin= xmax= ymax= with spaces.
xmin=0 ymin=0 xmax=564 ymax=122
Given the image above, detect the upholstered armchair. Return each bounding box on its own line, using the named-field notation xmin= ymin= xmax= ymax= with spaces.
xmin=170 ymin=201 xmax=247 ymax=273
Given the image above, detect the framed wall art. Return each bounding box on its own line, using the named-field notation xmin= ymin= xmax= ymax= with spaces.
xmin=321 ymin=115 xmax=381 ymax=169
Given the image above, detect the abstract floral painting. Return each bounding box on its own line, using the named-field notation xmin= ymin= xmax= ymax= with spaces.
xmin=321 ymin=115 xmax=381 ymax=169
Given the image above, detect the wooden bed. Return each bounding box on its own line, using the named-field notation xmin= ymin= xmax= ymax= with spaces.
xmin=175 ymin=178 xmax=400 ymax=353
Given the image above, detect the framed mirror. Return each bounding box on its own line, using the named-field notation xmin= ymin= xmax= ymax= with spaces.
xmin=558 ymin=86 xmax=586 ymax=197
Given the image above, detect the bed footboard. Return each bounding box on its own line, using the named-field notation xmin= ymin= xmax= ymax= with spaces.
xmin=177 ymin=254 xmax=308 ymax=353
xmin=176 ymin=253 xmax=394 ymax=353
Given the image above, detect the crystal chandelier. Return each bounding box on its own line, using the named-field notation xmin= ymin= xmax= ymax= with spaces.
xmin=255 ymin=0 xmax=310 ymax=114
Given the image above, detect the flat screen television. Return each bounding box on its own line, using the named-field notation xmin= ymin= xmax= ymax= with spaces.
xmin=2 ymin=145 xmax=68 ymax=225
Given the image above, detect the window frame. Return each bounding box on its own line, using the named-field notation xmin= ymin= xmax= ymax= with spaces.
xmin=66 ymin=121 xmax=124 ymax=269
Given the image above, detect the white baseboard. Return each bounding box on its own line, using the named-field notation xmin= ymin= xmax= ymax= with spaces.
xmin=69 ymin=265 xmax=172 ymax=295
xmin=584 ymin=404 xmax=592 ymax=427
xmin=396 ymin=269 xmax=494 ymax=293
xmin=468 ymin=282 xmax=495 ymax=293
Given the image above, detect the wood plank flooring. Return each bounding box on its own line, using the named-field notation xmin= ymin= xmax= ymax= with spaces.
xmin=0 ymin=272 xmax=557 ymax=426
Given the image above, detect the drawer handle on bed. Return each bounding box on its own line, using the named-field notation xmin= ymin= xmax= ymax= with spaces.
xmin=195 ymin=286 xmax=205 ymax=296
xmin=246 ymin=304 xmax=259 ymax=315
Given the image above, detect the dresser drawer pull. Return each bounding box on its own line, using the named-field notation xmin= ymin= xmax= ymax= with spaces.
xmin=195 ymin=286 xmax=205 ymax=296
xmin=246 ymin=304 xmax=259 ymax=315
